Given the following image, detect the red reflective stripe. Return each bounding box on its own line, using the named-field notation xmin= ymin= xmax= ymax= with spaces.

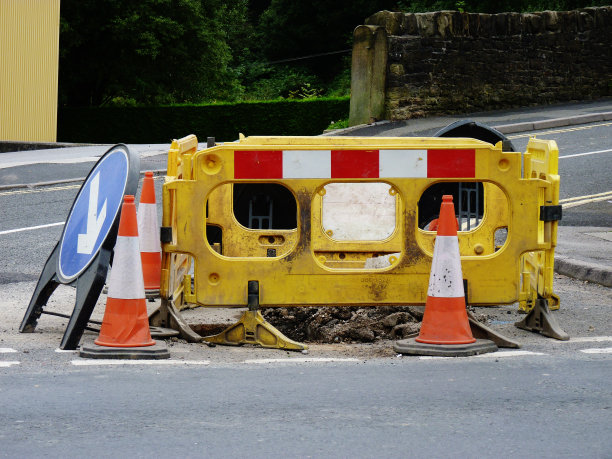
xmin=331 ymin=150 xmax=379 ymax=178
xmin=427 ymin=149 xmax=475 ymax=178
xmin=234 ymin=151 xmax=283 ymax=179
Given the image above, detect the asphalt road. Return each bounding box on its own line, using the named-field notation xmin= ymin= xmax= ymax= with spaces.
xmin=1 ymin=356 xmax=611 ymax=458
xmin=508 ymin=121 xmax=612 ymax=227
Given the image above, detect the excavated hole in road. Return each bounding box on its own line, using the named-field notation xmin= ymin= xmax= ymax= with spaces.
xmin=259 ymin=306 xmax=489 ymax=344
xmin=187 ymin=306 xmax=493 ymax=344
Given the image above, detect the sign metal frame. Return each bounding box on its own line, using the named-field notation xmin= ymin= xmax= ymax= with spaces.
xmin=19 ymin=144 xmax=140 ymax=349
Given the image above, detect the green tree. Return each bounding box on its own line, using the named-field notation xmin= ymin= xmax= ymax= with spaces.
xmin=59 ymin=0 xmax=247 ymax=106
xmin=255 ymin=0 xmax=400 ymax=80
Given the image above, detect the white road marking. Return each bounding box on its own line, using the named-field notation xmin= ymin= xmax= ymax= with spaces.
xmin=71 ymin=359 xmax=210 ymax=366
xmin=244 ymin=357 xmax=360 ymax=364
xmin=0 ymin=348 xmax=17 ymax=353
xmin=55 ymin=348 xmax=78 ymax=353
xmin=419 ymin=350 xmax=547 ymax=360
xmin=474 ymin=350 xmax=547 ymax=358
xmin=564 ymin=336 xmax=612 ymax=343
xmin=580 ymin=347 xmax=612 ymax=354
xmin=0 ymin=222 xmax=64 ymax=236
xmin=0 ymin=362 xmax=20 ymax=367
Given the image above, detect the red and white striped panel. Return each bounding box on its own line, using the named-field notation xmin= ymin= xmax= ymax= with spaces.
xmin=234 ymin=149 xmax=475 ymax=179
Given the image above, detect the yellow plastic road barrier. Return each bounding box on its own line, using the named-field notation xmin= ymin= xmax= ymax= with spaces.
xmin=157 ymin=134 xmax=562 ymax=345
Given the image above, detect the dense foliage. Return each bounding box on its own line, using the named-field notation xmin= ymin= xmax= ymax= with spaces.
xmin=57 ymin=97 xmax=350 ymax=143
xmin=58 ymin=0 xmax=609 ymax=107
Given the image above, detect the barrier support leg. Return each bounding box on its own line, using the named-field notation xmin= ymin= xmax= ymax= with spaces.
xmin=463 ymin=281 xmax=521 ymax=348
xmin=203 ymin=281 xmax=307 ymax=351
xmin=515 ymin=297 xmax=569 ymax=341
xmin=148 ymin=297 xmax=202 ymax=342
xmin=467 ymin=311 xmax=521 ymax=348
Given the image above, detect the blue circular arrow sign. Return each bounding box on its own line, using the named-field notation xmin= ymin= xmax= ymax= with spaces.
xmin=57 ymin=146 xmax=130 ymax=283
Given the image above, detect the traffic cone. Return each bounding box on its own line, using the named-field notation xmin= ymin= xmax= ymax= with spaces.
xmin=394 ymin=195 xmax=497 ymax=357
xmin=79 ymin=195 xmax=169 ymax=359
xmin=137 ymin=171 xmax=162 ymax=296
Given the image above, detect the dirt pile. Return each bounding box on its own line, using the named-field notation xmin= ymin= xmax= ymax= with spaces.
xmin=262 ymin=306 xmax=427 ymax=343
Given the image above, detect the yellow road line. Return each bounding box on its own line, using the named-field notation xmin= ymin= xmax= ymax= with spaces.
xmin=560 ymin=190 xmax=612 ymax=203
xmin=508 ymin=121 xmax=612 ymax=139
xmin=0 ymin=184 xmax=80 ymax=197
xmin=0 ymin=172 xmax=162 ymax=197
xmin=560 ymin=190 xmax=612 ymax=209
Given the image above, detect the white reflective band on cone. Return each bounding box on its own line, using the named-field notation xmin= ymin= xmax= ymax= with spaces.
xmin=137 ymin=203 xmax=161 ymax=252
xmin=427 ymin=235 xmax=464 ymax=298
xmin=107 ymin=236 xmax=145 ymax=299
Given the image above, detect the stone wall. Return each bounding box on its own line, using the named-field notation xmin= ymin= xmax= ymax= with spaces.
xmin=349 ymin=7 xmax=612 ymax=125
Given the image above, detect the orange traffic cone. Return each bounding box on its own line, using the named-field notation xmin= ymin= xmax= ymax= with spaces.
xmin=137 ymin=171 xmax=161 ymax=295
xmin=79 ymin=195 xmax=169 ymax=359
xmin=394 ymin=195 xmax=497 ymax=357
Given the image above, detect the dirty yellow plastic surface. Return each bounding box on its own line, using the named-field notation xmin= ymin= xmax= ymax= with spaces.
xmin=161 ymin=135 xmax=559 ymax=312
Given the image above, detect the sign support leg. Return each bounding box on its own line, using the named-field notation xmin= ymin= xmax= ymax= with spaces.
xmin=19 ymin=243 xmax=61 ymax=333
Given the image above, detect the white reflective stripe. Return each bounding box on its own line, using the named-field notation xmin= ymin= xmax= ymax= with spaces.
xmin=107 ymin=236 xmax=145 ymax=299
xmin=379 ymin=150 xmax=427 ymax=178
xmin=137 ymin=203 xmax=161 ymax=253
xmin=427 ymin=235 xmax=464 ymax=298
xmin=282 ymin=150 xmax=331 ymax=178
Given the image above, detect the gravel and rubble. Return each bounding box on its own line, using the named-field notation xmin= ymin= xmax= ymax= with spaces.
xmin=262 ymin=306 xmax=424 ymax=343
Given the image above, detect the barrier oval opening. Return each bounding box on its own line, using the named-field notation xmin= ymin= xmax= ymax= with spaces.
xmin=417 ymin=181 xmax=509 ymax=257
xmin=313 ymin=182 xmax=402 ymax=270
xmin=205 ymin=183 xmax=298 ymax=258
xmin=321 ymin=182 xmax=397 ymax=241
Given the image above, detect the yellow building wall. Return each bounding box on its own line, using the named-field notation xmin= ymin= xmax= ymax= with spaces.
xmin=0 ymin=0 xmax=61 ymax=142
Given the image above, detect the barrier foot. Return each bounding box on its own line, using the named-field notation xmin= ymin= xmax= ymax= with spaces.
xmin=203 ymin=281 xmax=307 ymax=351
xmin=467 ymin=311 xmax=521 ymax=348
xmin=148 ymin=298 xmax=203 ymax=343
xmin=203 ymin=309 xmax=307 ymax=351
xmin=515 ymin=297 xmax=569 ymax=341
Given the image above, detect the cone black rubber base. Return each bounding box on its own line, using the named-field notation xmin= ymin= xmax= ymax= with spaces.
xmin=79 ymin=341 xmax=170 ymax=359
xmin=393 ymin=338 xmax=498 ymax=357
xmin=149 ymin=326 xmax=180 ymax=339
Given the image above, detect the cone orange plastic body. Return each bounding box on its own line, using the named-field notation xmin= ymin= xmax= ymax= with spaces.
xmin=137 ymin=172 xmax=162 ymax=291
xmin=416 ymin=195 xmax=476 ymax=345
xmin=95 ymin=195 xmax=155 ymax=348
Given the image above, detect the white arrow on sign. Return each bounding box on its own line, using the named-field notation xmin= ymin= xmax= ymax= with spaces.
xmin=77 ymin=172 xmax=107 ymax=254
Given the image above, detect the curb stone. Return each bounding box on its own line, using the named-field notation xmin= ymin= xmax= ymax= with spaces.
xmin=555 ymin=256 xmax=612 ymax=288
xmin=325 ymin=111 xmax=612 ymax=137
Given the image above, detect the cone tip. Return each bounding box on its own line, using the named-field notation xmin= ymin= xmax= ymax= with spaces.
xmin=124 ymin=195 xmax=135 ymax=203
xmin=442 ymin=194 xmax=453 ymax=203
xmin=145 ymin=171 xmax=153 ymax=178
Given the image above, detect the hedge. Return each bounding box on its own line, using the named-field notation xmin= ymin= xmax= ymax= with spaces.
xmin=57 ymin=97 xmax=350 ymax=144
